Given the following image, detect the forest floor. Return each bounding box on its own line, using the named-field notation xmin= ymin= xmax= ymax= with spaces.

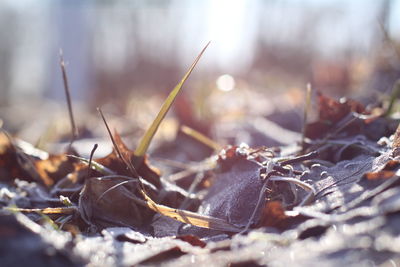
xmin=1 ymin=57 xmax=400 ymax=266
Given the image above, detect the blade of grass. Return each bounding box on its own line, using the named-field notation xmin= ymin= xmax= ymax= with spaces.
xmin=135 ymin=42 xmax=211 ymax=158
xmin=4 ymin=206 xmax=77 ymax=215
xmin=181 ymin=125 xmax=222 ymax=151
xmin=139 ymin=188 xmax=241 ymax=232
xmin=37 ymin=211 xmax=60 ymax=230
xmin=385 ymin=79 xmax=400 ymax=117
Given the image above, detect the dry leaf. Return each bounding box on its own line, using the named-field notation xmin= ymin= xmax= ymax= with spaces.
xmin=96 ymin=131 xmax=161 ymax=188
xmin=175 ymin=235 xmax=206 ymax=248
xmin=257 ymin=201 xmax=288 ymax=229
xmin=364 ymin=160 xmax=399 ymax=180
xmin=305 ymin=93 xmax=367 ymax=139
xmin=79 ymin=176 xmax=151 ymax=228
xmin=34 ymin=154 xmax=77 ymax=186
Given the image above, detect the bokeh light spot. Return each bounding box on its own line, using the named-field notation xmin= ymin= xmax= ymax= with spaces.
xmin=216 ymin=74 xmax=235 ymax=92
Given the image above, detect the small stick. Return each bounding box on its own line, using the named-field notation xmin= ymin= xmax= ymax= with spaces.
xmin=181 ymin=125 xmax=222 ymax=151
xmin=95 ymin=180 xmax=140 ymax=204
xmin=86 ymin=144 xmax=98 ymax=179
xmin=279 ymin=151 xmax=319 ymax=166
xmin=179 ymin=172 xmax=204 ymax=210
xmin=238 ymin=179 xmax=270 ymax=235
xmin=269 ymin=177 xmax=314 ymax=192
xmin=301 ymin=83 xmax=312 ymax=148
xmin=272 ymin=166 xmax=303 ymax=176
xmin=69 ymin=144 xmax=99 ymax=201
xmin=97 ymin=107 xmax=139 ymax=177
xmin=59 ymin=49 xmax=78 ymax=148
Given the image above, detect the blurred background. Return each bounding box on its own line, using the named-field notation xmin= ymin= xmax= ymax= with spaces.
xmin=0 ymin=0 xmax=399 ymax=152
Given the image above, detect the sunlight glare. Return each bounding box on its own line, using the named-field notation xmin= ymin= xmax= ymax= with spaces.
xmin=216 ymin=74 xmax=235 ymax=92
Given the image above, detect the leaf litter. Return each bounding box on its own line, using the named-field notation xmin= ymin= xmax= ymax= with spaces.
xmin=1 ymin=45 xmax=400 ymax=266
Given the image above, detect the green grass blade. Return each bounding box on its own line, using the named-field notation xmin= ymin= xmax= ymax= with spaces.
xmin=135 ymin=42 xmax=210 ymax=157
xmin=385 ymin=79 xmax=400 ymax=117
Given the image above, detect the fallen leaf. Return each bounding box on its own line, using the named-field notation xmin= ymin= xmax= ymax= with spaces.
xmin=0 ymin=133 xmax=31 ymax=182
xmin=34 ymin=154 xmax=77 ymax=187
xmin=305 ymin=93 xmax=367 ymax=139
xmin=175 ymin=235 xmax=206 ymax=248
xmin=196 ymin=158 xmax=266 ymax=229
xmin=364 ymin=160 xmax=399 ymax=180
xmin=257 ymin=201 xmax=288 ymax=229
xmin=96 ymin=131 xmax=161 ymax=188
xmin=364 ymin=170 xmax=396 ymax=180
xmin=78 ymin=176 xmax=152 ymax=229
xmin=318 ymin=93 xmax=365 ymax=123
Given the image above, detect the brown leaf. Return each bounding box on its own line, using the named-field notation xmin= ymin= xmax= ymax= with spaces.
xmin=96 ymin=131 xmax=161 ymax=188
xmin=257 ymin=201 xmax=288 ymax=229
xmin=34 ymin=154 xmax=77 ymax=187
xmin=364 ymin=171 xmax=396 ymax=180
xmin=304 ymin=121 xmax=332 ymax=139
xmin=138 ymin=247 xmax=184 ymax=265
xmin=0 ymin=132 xmax=80 ymax=186
xmin=364 ymin=160 xmax=399 ymax=180
xmin=305 ymin=93 xmax=367 ymax=139
xmin=0 ymin=133 xmax=30 ymax=182
xmin=78 ymin=176 xmax=152 ymax=228
xmin=318 ymin=93 xmax=364 ymax=123
xmin=0 ymin=133 xmax=46 ymax=184
xmin=175 ymin=235 xmax=206 ymax=248
xmin=135 ymin=155 xmax=161 ymax=188
xmin=216 ymin=145 xmax=243 ymax=172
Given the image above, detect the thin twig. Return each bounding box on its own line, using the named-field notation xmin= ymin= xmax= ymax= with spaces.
xmin=269 ymin=177 xmax=314 ymax=192
xmin=181 ymin=125 xmax=221 ymax=151
xmin=239 ymin=179 xmax=270 ymax=235
xmin=59 ymin=49 xmax=78 ymax=147
xmin=95 ymin=179 xmax=142 ymax=207
xmin=269 ymin=177 xmax=316 ymax=206
xmin=97 ymin=107 xmax=139 ymax=177
xmin=179 ymin=172 xmax=205 ymax=210
xmin=280 ymin=151 xmax=319 ymax=166
xmin=86 ymin=144 xmax=98 ymax=179
xmin=301 ymin=83 xmax=312 ymax=149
